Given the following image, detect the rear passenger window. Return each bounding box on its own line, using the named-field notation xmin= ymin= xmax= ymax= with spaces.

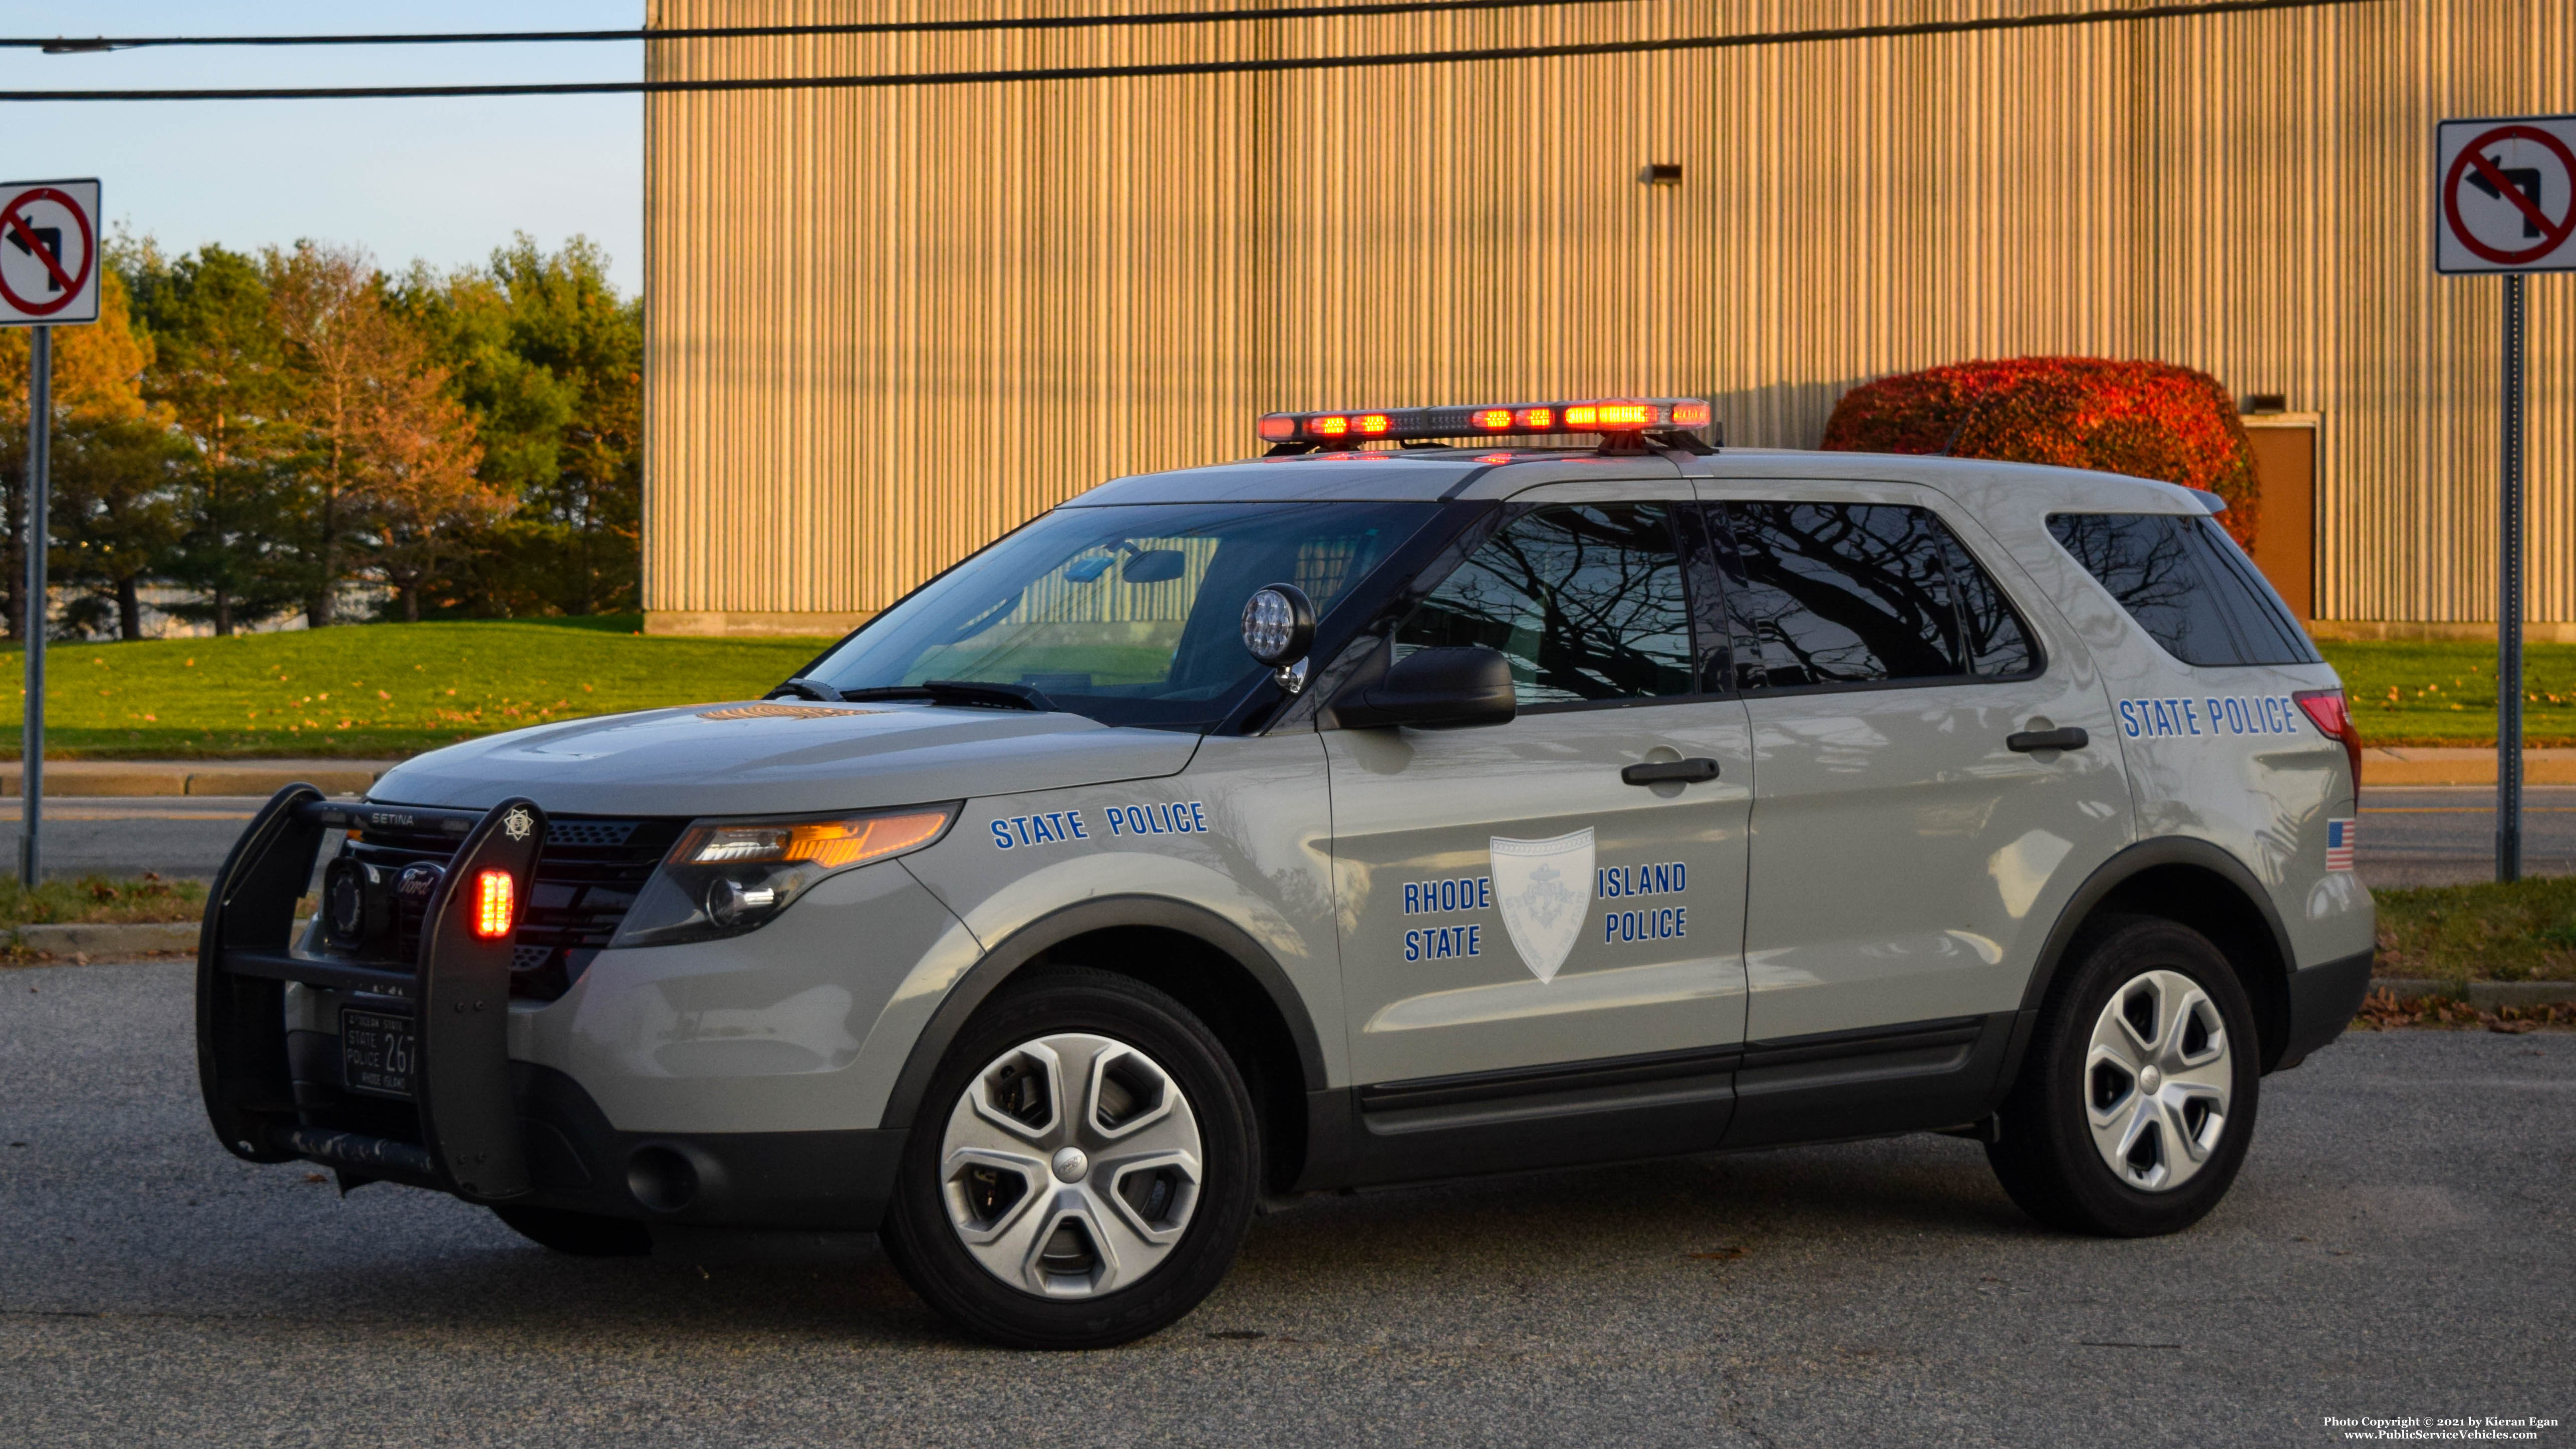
xmin=1396 ymin=503 xmax=1695 ymax=705
xmin=2047 ymin=513 xmax=2320 ymax=667
xmin=1719 ymin=501 xmax=2037 ymax=689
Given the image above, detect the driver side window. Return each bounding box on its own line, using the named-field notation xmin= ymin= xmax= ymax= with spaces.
xmin=1393 ymin=503 xmax=1695 ymax=706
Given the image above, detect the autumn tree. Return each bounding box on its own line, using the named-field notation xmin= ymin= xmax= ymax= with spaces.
xmin=366 ymin=357 xmax=513 ymax=621
xmin=0 ymin=264 xmax=172 ymax=640
xmin=264 ymin=240 xmax=489 ymax=626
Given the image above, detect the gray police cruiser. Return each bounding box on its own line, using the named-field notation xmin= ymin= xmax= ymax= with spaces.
xmin=198 ymin=397 xmax=2373 ymax=1348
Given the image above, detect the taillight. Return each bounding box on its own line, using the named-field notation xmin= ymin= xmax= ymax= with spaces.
xmin=2295 ymin=688 xmax=2363 ymax=786
xmin=472 ymin=868 xmax=516 ymax=940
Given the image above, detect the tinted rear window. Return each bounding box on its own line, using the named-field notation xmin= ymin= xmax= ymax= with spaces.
xmin=2047 ymin=512 xmax=2320 ymax=667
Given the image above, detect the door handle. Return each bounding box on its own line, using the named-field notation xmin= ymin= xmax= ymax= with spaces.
xmin=1621 ymin=757 xmax=1721 ymax=786
xmin=2006 ymin=727 xmax=2090 ymax=753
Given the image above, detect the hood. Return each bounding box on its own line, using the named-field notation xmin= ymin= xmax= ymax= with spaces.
xmin=368 ymin=700 xmax=1202 ymax=817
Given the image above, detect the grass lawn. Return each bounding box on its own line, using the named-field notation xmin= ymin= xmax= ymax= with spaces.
xmin=0 ymin=616 xmax=838 ymax=759
xmin=2373 ymin=877 xmax=2576 ymax=983
xmin=2320 ymin=640 xmax=2576 ymax=748
xmin=0 ymin=874 xmax=207 ymax=930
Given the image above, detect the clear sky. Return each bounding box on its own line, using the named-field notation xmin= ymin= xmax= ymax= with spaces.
xmin=0 ymin=2 xmax=646 ymax=293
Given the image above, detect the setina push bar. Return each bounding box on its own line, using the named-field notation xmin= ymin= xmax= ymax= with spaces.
xmin=196 ymin=784 xmax=547 ymax=1201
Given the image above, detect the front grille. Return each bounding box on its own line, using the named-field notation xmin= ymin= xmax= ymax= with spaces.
xmin=328 ymin=813 xmax=686 ymax=1000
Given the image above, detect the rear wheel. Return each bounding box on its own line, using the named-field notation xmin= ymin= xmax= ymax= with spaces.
xmin=880 ymin=968 xmax=1258 ymax=1349
xmin=490 ymin=1203 xmax=653 ymax=1257
xmin=1986 ymin=916 xmax=2260 ymax=1237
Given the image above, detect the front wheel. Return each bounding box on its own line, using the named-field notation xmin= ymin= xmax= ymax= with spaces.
xmin=1986 ymin=916 xmax=2260 ymax=1237
xmin=880 ymin=967 xmax=1259 ymax=1349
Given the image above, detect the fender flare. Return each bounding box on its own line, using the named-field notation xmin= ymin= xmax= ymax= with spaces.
xmin=876 ymin=895 xmax=1330 ymax=1132
xmin=2014 ymin=835 xmax=2298 ymax=1068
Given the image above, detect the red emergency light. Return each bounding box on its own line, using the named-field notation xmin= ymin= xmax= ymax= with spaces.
xmin=1257 ymin=397 xmax=1713 ymax=447
xmin=472 ymin=868 xmax=516 ymax=940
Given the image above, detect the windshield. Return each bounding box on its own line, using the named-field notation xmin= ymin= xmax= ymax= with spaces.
xmin=804 ymin=501 xmax=1440 ymax=729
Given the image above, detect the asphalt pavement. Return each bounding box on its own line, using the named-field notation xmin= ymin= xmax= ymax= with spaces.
xmin=6 ymin=786 xmax=2571 ymax=891
xmin=1 ymin=957 xmax=2566 ymax=1447
xmin=0 ymin=797 xmax=272 ymax=882
xmin=2351 ymin=786 xmax=2576 ymax=887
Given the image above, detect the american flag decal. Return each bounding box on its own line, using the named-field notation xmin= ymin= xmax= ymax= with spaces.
xmin=2325 ymin=817 xmax=2356 ymax=872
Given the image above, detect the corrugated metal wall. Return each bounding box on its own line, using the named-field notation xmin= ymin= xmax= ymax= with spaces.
xmin=642 ymin=0 xmax=2572 ymax=635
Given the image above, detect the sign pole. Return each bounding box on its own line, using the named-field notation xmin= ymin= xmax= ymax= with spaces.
xmin=0 ymin=177 xmax=99 ymax=888
xmin=2497 ymin=273 xmax=2526 ymax=883
xmin=2435 ymin=117 xmax=2567 ymax=881
xmin=20 ymin=322 xmax=44 ymax=888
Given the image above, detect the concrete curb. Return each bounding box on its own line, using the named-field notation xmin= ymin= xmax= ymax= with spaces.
xmin=2370 ymin=976 xmax=2576 ymax=1009
xmin=0 ymin=760 xmax=397 ymax=797
xmin=11 ymin=921 xmax=200 ymax=955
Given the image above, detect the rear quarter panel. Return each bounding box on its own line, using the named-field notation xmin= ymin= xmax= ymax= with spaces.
xmin=1959 ymin=477 xmax=2372 ymax=973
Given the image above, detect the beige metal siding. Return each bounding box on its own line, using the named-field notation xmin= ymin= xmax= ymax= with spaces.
xmin=643 ymin=0 xmax=2571 ymax=635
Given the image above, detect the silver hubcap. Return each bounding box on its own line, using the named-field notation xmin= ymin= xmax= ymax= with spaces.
xmin=2085 ymin=969 xmax=2233 ymax=1192
xmin=939 ymin=1033 xmax=1203 ymax=1299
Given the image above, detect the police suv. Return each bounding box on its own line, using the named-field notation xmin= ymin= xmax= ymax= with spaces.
xmin=197 ymin=398 xmax=2373 ymax=1349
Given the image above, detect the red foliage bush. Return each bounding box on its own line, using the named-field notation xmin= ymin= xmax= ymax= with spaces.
xmin=1819 ymin=357 xmax=2260 ymax=548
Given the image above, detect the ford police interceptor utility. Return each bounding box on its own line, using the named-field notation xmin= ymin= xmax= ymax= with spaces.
xmin=197 ymin=397 xmax=2373 ymax=1349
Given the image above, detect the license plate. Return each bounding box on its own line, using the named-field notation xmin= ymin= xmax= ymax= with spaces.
xmin=341 ymin=1009 xmax=416 ymax=1098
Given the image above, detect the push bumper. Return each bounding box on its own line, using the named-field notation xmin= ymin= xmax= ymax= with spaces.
xmin=2274 ymin=947 xmax=2375 ymax=1071
xmin=197 ymin=785 xmax=905 ymax=1229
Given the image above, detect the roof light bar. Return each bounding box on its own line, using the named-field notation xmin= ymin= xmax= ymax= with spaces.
xmin=1258 ymin=397 xmax=1713 ymax=447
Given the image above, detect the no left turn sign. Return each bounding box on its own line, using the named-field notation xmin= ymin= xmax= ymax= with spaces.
xmin=0 ymin=178 xmax=101 ymax=326
xmin=2438 ymin=117 xmax=2576 ymax=273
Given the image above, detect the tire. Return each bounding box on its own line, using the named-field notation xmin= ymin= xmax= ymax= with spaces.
xmin=1986 ymin=915 xmax=2262 ymax=1237
xmin=490 ymin=1203 xmax=654 ymax=1257
xmin=880 ymin=967 xmax=1259 ymax=1350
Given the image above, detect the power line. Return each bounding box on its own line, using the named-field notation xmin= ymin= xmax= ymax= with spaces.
xmin=5 ymin=2 xmax=1646 ymax=51
xmin=0 ymin=0 xmax=2386 ymax=102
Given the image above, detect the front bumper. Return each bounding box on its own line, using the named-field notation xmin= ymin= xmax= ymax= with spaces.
xmin=198 ymin=785 xmax=906 ymax=1229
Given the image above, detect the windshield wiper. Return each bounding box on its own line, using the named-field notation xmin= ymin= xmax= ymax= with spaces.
xmin=837 ymin=679 xmax=1059 ymax=713
xmin=766 ymin=677 xmax=845 ymax=702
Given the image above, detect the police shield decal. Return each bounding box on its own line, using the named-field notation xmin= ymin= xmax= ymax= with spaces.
xmin=1489 ymin=828 xmax=1595 ymax=983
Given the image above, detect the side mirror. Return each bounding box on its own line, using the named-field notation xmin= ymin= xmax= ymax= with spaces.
xmin=1332 ymin=646 xmax=1517 ymax=731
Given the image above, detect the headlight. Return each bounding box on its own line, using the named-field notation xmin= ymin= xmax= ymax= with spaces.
xmin=609 ymin=803 xmax=958 ymax=949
